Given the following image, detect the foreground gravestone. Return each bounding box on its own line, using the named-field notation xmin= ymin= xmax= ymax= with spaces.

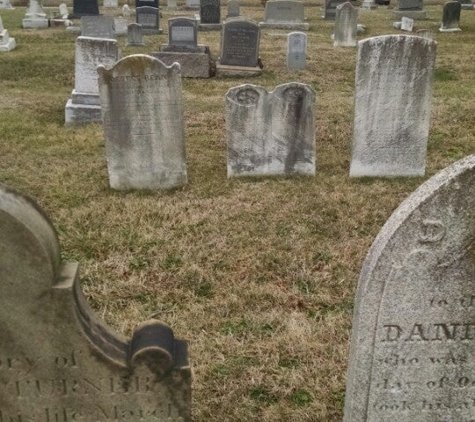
xmin=65 ymin=37 xmax=119 ymax=124
xmin=98 ymin=55 xmax=188 ymax=190
xmin=216 ymin=19 xmax=261 ymax=76
xmin=81 ymin=15 xmax=116 ymax=38
xmin=199 ymin=0 xmax=221 ymax=30
xmin=136 ymin=6 xmax=161 ymax=33
xmin=69 ymin=0 xmax=99 ymax=18
xmin=343 ymin=154 xmax=475 ymax=422
xmin=22 ymin=0 xmax=48 ymax=28
xmin=226 ymin=83 xmax=316 ymax=177
xmin=287 ymin=31 xmax=306 ymax=70
xmin=333 ymin=1 xmax=357 ymax=47
xmin=155 ymin=17 xmax=213 ymax=78
xmin=440 ymin=1 xmax=461 ymax=31
xmin=350 ymin=35 xmax=436 ymax=177
xmin=395 ymin=0 xmax=426 ymax=20
xmin=260 ymin=0 xmax=309 ymax=30
xmin=324 ymin=0 xmax=346 ymax=20
xmin=0 ymin=15 xmax=16 ymax=52
xmin=0 ymin=184 xmax=192 ymax=422
xmin=127 ymin=23 xmax=145 ymax=45
xmin=0 ymin=0 xmax=14 ymax=9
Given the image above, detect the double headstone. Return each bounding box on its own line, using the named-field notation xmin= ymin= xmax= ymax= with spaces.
xmin=69 ymin=0 xmax=99 ymax=19
xmin=136 ymin=5 xmax=161 ymax=33
xmin=155 ymin=17 xmax=212 ymax=78
xmin=81 ymin=15 xmax=116 ymax=38
xmin=22 ymin=0 xmax=48 ymax=28
xmin=0 ymin=16 xmax=16 ymax=52
xmin=0 ymin=183 xmax=192 ymax=422
xmin=395 ymin=0 xmax=426 ymax=20
xmin=98 ymin=55 xmax=188 ymax=190
xmin=65 ymin=37 xmax=120 ymax=125
xmin=343 ymin=153 xmax=475 ymax=422
xmin=127 ymin=23 xmax=145 ymax=46
xmin=324 ymin=0 xmax=346 ymax=20
xmin=260 ymin=0 xmax=309 ymax=30
xmin=350 ymin=35 xmax=436 ymax=177
xmin=440 ymin=1 xmax=462 ymax=31
xmin=333 ymin=1 xmax=357 ymax=47
xmin=287 ymin=31 xmax=307 ymax=70
xmin=216 ymin=19 xmax=262 ymax=76
xmin=226 ymin=83 xmax=316 ymax=177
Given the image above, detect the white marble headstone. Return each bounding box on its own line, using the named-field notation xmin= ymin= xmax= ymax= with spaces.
xmin=287 ymin=31 xmax=307 ymax=70
xmin=333 ymin=1 xmax=358 ymax=47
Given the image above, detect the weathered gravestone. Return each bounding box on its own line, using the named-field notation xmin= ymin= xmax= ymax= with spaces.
xmin=0 ymin=183 xmax=192 ymax=421
xmin=395 ymin=0 xmax=426 ymax=20
xmin=155 ymin=18 xmax=212 ymax=78
xmin=81 ymin=15 xmax=116 ymax=38
xmin=0 ymin=15 xmax=16 ymax=52
xmin=199 ymin=0 xmax=221 ymax=30
xmin=287 ymin=31 xmax=306 ymax=70
xmin=104 ymin=0 xmax=118 ymax=7
xmin=167 ymin=0 xmax=177 ymax=9
xmin=22 ymin=0 xmax=48 ymax=28
xmin=114 ymin=18 xmax=128 ymax=35
xmin=260 ymin=0 xmax=309 ymax=30
xmin=98 ymin=55 xmax=188 ymax=190
xmin=401 ymin=16 xmax=414 ymax=31
xmin=227 ymin=0 xmax=240 ymax=17
xmin=440 ymin=1 xmax=462 ymax=31
xmin=361 ymin=0 xmax=377 ymax=10
xmin=123 ymin=4 xmax=132 ymax=16
xmin=69 ymin=0 xmax=99 ymax=19
xmin=0 ymin=0 xmax=14 ymax=10
xmin=226 ymin=83 xmax=316 ymax=177
xmin=343 ymin=153 xmax=475 ymax=422
xmin=127 ymin=23 xmax=145 ymax=46
xmin=324 ymin=0 xmax=346 ymax=20
xmin=333 ymin=1 xmax=357 ymax=47
xmin=59 ymin=3 xmax=68 ymax=17
xmin=65 ymin=37 xmax=120 ymax=125
xmin=216 ymin=19 xmax=261 ymax=76
xmin=136 ymin=6 xmax=161 ymax=33
xmin=350 ymin=35 xmax=436 ymax=177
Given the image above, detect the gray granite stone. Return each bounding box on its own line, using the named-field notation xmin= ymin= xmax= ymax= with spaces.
xmin=186 ymin=0 xmax=200 ymax=9
xmin=333 ymin=1 xmax=357 ymax=47
xmin=168 ymin=17 xmax=198 ymax=47
xmin=0 ymin=16 xmax=16 ymax=52
xmin=153 ymin=48 xmax=213 ymax=78
xmin=127 ymin=23 xmax=145 ymax=46
xmin=167 ymin=0 xmax=177 ymax=9
xmin=324 ymin=0 xmax=346 ymax=20
xmin=69 ymin=0 xmax=99 ymax=18
xmin=395 ymin=0 xmax=426 ymax=19
xmin=98 ymin=54 xmax=187 ymax=190
xmin=440 ymin=1 xmax=461 ymax=31
xmin=0 ymin=183 xmax=191 ymax=422
xmin=227 ymin=0 xmax=240 ymax=17
xmin=136 ymin=6 xmax=161 ymax=34
xmin=401 ymin=16 xmax=414 ymax=30
xmin=219 ymin=19 xmax=260 ymax=67
xmin=350 ymin=35 xmax=436 ymax=177
xmin=114 ymin=18 xmax=128 ymax=35
xmin=260 ymin=0 xmax=309 ymax=29
xmin=343 ymin=154 xmax=475 ymax=422
xmin=200 ymin=0 xmax=220 ymax=23
xmin=23 ymin=0 xmax=48 ymax=28
xmin=287 ymin=31 xmax=306 ymax=70
xmin=136 ymin=0 xmax=158 ymax=8
xmin=81 ymin=16 xmax=116 ymax=39
xmin=65 ymin=37 xmax=120 ymax=125
xmin=226 ymin=83 xmax=316 ymax=177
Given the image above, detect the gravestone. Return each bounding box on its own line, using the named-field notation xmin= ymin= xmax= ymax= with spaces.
xmin=123 ymin=4 xmax=132 ymax=16
xmin=287 ymin=31 xmax=306 ymax=70
xmin=23 ymin=0 xmax=48 ymax=28
xmin=136 ymin=0 xmax=158 ymax=8
xmin=127 ymin=23 xmax=145 ymax=45
xmin=0 ymin=183 xmax=192 ymax=422
xmin=167 ymin=0 xmax=177 ymax=9
xmin=136 ymin=6 xmax=161 ymax=33
xmin=199 ymin=0 xmax=221 ymax=30
xmin=0 ymin=16 xmax=16 ymax=52
xmin=217 ymin=18 xmax=262 ymax=76
xmin=361 ymin=0 xmax=377 ymax=10
xmin=260 ymin=0 xmax=309 ymax=30
xmin=227 ymin=0 xmax=240 ymax=17
xmin=324 ymin=0 xmax=346 ymax=20
xmin=81 ymin=15 xmax=116 ymax=38
xmin=395 ymin=0 xmax=426 ymax=20
xmin=98 ymin=54 xmax=188 ymax=190
xmin=0 ymin=0 xmax=14 ymax=10
xmin=401 ymin=15 xmax=414 ymax=30
xmin=69 ymin=0 xmax=99 ymax=18
xmin=114 ymin=17 xmax=128 ymax=35
xmin=155 ymin=18 xmax=212 ymax=78
xmin=186 ymin=0 xmax=200 ymax=8
xmin=65 ymin=37 xmax=120 ymax=124
xmin=440 ymin=1 xmax=462 ymax=31
xmin=59 ymin=2 xmax=68 ymax=17
xmin=226 ymin=83 xmax=316 ymax=177
xmin=333 ymin=1 xmax=357 ymax=47
xmin=104 ymin=0 xmax=118 ymax=7
xmin=343 ymin=153 xmax=475 ymax=422
xmin=350 ymin=35 xmax=436 ymax=177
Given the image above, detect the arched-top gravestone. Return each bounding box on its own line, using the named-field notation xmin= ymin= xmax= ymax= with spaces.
xmin=344 ymin=154 xmax=475 ymax=422
xmin=0 ymin=185 xmax=191 ymax=421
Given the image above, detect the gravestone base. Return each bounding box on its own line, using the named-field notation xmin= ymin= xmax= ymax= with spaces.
xmin=0 ymin=37 xmax=16 ymax=52
xmin=22 ymin=18 xmax=49 ymax=28
xmin=143 ymin=27 xmax=163 ymax=34
xmin=66 ymin=25 xmax=81 ymax=32
xmin=259 ymin=22 xmax=309 ymax=30
xmin=198 ymin=22 xmax=222 ymax=30
xmin=216 ymin=63 xmax=262 ymax=77
xmin=65 ymin=90 xmax=101 ymax=124
xmin=49 ymin=18 xmax=69 ymax=26
xmin=394 ymin=10 xmax=426 ymax=19
xmin=439 ymin=26 xmax=462 ymax=31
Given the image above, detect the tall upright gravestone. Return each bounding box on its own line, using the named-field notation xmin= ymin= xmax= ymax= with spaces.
xmin=0 ymin=184 xmax=192 ymax=421
xmin=69 ymin=0 xmax=99 ymax=18
xmin=350 ymin=35 xmax=436 ymax=177
xmin=287 ymin=31 xmax=307 ymax=70
xmin=98 ymin=55 xmax=188 ymax=190
xmin=344 ymin=154 xmax=475 ymax=422
xmin=440 ymin=1 xmax=462 ymax=32
xmin=333 ymin=1 xmax=357 ymax=47
xmin=226 ymin=83 xmax=316 ymax=177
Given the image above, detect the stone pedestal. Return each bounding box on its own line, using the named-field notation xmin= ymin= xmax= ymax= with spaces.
xmin=216 ymin=63 xmax=262 ymax=77
xmin=0 ymin=29 xmax=16 ymax=52
xmin=65 ymin=91 xmax=102 ymax=124
xmin=154 ymin=45 xmax=213 ymax=78
xmin=22 ymin=18 xmax=49 ymax=27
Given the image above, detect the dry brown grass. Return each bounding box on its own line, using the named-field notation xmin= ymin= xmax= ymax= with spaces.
xmin=0 ymin=2 xmax=474 ymax=421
